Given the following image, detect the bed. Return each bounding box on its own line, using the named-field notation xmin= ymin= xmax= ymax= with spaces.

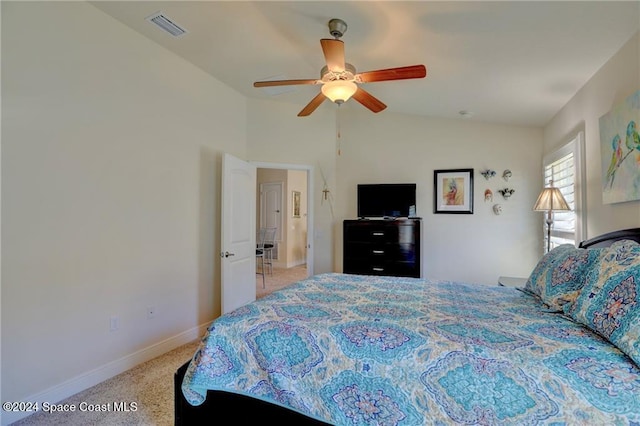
xmin=175 ymin=228 xmax=640 ymax=425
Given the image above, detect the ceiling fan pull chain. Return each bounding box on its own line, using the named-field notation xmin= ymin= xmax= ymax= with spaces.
xmin=336 ymin=105 xmax=342 ymax=156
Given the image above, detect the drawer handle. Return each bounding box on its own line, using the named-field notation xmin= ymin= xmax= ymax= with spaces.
xmin=372 ymin=250 xmax=385 ymax=254
xmin=372 ymin=267 xmax=384 ymax=272
xmin=372 ymin=232 xmax=385 ymax=236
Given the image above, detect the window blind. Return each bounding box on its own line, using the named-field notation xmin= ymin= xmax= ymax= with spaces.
xmin=543 ymin=152 xmax=576 ymax=249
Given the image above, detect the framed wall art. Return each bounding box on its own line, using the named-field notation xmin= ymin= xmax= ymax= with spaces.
xmin=599 ymin=89 xmax=640 ymax=204
xmin=434 ymin=169 xmax=474 ymax=214
xmin=292 ymin=191 xmax=301 ymax=218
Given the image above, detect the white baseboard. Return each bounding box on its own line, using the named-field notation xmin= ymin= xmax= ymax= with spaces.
xmin=2 ymin=322 xmax=209 ymax=426
xmin=283 ymin=260 xmax=306 ymax=268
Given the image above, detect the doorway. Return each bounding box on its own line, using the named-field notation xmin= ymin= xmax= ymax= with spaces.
xmin=254 ymin=162 xmax=313 ymax=297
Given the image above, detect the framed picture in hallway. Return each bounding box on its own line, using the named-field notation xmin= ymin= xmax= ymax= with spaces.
xmin=292 ymin=191 xmax=301 ymax=218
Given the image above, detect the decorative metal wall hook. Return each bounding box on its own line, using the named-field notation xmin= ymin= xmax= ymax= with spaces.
xmin=480 ymin=169 xmax=496 ymax=180
xmin=322 ymin=186 xmax=330 ymax=200
xmin=498 ymin=188 xmax=515 ymax=199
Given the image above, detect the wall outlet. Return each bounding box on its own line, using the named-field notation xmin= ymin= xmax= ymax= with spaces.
xmin=110 ymin=316 xmax=119 ymax=332
xmin=147 ymin=306 xmax=156 ymax=319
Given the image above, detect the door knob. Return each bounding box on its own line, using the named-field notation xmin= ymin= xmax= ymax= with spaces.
xmin=220 ymin=251 xmax=235 ymax=258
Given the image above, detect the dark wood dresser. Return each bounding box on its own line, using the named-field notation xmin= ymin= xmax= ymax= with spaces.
xmin=343 ymin=219 xmax=422 ymax=278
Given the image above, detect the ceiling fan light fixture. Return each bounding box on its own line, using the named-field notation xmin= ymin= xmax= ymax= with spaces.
xmin=321 ymin=80 xmax=357 ymax=104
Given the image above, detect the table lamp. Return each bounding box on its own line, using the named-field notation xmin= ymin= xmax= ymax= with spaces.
xmin=533 ymin=181 xmax=571 ymax=253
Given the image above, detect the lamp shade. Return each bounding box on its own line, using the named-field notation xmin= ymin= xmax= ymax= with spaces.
xmin=533 ymin=187 xmax=570 ymax=212
xmin=321 ymin=80 xmax=357 ymax=103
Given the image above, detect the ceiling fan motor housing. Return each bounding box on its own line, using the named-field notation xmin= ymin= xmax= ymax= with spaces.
xmin=320 ymin=63 xmax=356 ymax=81
xmin=328 ymin=18 xmax=347 ymax=39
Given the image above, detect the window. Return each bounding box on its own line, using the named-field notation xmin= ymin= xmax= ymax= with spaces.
xmin=542 ymin=132 xmax=586 ymax=251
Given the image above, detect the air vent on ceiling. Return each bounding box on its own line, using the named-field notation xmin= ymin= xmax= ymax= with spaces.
xmin=146 ymin=12 xmax=187 ymax=37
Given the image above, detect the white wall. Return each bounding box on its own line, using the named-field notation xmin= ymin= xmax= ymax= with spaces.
xmin=544 ymin=31 xmax=640 ymax=236
xmin=2 ymin=1 xmax=246 ymax=413
xmin=333 ymin=109 xmax=544 ymax=285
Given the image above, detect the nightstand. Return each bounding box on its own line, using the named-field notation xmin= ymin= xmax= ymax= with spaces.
xmin=498 ymin=276 xmax=527 ymax=288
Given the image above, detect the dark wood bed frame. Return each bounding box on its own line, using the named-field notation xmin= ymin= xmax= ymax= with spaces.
xmin=174 ymin=361 xmax=330 ymax=424
xmin=578 ymin=227 xmax=640 ymax=248
xmin=174 ymin=227 xmax=640 ymax=425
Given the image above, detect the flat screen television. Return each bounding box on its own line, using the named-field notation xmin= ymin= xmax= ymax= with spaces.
xmin=357 ymin=183 xmax=417 ymax=218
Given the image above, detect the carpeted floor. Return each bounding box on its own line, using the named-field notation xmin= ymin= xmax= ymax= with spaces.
xmin=10 ymin=342 xmax=200 ymax=426
xmin=12 ymin=265 xmax=307 ymax=425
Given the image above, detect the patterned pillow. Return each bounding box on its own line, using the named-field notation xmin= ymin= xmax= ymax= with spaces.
xmin=525 ymin=244 xmax=574 ymax=296
xmin=525 ymin=244 xmax=600 ymax=311
xmin=565 ymin=240 xmax=640 ymax=367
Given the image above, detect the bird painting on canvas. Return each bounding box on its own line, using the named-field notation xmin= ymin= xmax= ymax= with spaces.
xmin=605 ymin=134 xmax=623 ymax=188
xmin=626 ymin=120 xmax=639 ymax=149
xmin=599 ymin=90 xmax=640 ymax=204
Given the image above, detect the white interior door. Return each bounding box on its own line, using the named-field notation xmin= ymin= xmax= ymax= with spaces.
xmin=260 ymin=182 xmax=283 ymax=242
xmin=221 ymin=153 xmax=256 ymax=314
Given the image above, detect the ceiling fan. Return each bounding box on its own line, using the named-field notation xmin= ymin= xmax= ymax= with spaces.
xmin=253 ymin=18 xmax=427 ymax=117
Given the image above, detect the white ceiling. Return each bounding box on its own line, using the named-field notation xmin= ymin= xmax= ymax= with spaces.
xmin=91 ymin=1 xmax=639 ymax=127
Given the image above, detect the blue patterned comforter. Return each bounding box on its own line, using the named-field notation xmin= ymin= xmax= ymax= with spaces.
xmin=181 ymin=273 xmax=640 ymax=425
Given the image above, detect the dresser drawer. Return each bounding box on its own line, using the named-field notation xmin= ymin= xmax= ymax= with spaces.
xmin=344 ymin=224 xmax=399 ymax=242
xmin=343 ymin=259 xmax=418 ymax=277
xmin=344 ymin=242 xmax=401 ymax=260
xmin=342 ymin=259 xmax=393 ymax=276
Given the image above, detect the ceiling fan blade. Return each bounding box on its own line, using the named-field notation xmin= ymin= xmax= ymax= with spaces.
xmin=254 ymin=79 xmax=319 ymax=88
xmin=356 ymin=65 xmax=427 ymax=83
xmin=298 ymin=92 xmax=326 ymax=117
xmin=320 ymin=39 xmax=345 ymax=72
xmin=351 ymin=87 xmax=387 ymax=113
